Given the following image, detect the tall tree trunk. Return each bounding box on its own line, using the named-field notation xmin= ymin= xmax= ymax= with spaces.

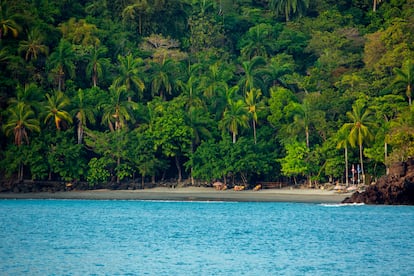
xmin=190 ymin=142 xmax=195 ymax=185
xmin=18 ymin=162 xmax=23 ymax=182
xmin=117 ymin=156 xmax=120 ymax=184
xmin=232 ymin=132 xmax=236 ymax=143
xmin=93 ymin=64 xmax=97 ymax=87
xmin=359 ymin=143 xmax=365 ymax=184
xmin=58 ymin=67 xmax=64 ymax=91
xmin=253 ymin=119 xmax=257 ymax=144
xmin=141 ymin=173 xmax=145 ymax=189
xmin=285 ymin=6 xmax=289 ymax=22
xmin=345 ymin=145 xmax=349 ymax=186
xmin=77 ymin=123 xmax=83 ymax=144
xmin=175 ymin=155 xmax=182 ymax=183
xmin=385 ymin=142 xmax=389 ymax=175
xmin=305 ymin=127 xmax=309 ymax=149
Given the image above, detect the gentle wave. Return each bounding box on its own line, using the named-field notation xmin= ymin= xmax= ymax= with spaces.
xmin=319 ymin=202 xmax=365 ymax=207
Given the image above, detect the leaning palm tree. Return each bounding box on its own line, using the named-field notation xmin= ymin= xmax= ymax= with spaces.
xmin=393 ymin=60 xmax=414 ymax=106
xmin=341 ymin=101 xmax=376 ymax=184
xmin=2 ymin=102 xmax=40 ymax=181
xmin=43 ymin=90 xmax=73 ymax=130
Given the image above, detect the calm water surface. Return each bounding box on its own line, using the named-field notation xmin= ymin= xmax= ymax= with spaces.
xmin=0 ymin=200 xmax=413 ymax=275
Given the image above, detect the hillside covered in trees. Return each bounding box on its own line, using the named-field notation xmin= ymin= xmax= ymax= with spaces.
xmin=1 ymin=0 xmax=414 ymax=188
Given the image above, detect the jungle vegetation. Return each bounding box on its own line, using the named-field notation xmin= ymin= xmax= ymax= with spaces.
xmin=1 ymin=0 xmax=414 ymax=187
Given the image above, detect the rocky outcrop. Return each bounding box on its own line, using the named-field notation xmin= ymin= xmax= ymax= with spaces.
xmin=342 ymin=159 xmax=414 ymax=205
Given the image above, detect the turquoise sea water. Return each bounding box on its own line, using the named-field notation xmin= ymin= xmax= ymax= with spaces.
xmin=0 ymin=200 xmax=413 ymax=275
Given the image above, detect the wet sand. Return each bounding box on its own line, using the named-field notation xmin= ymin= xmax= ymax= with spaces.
xmin=0 ymin=187 xmax=350 ymax=203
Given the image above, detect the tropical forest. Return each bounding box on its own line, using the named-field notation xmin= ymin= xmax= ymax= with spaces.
xmin=1 ymin=0 xmax=414 ymax=189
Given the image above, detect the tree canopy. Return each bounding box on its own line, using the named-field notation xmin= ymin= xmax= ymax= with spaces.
xmin=1 ymin=0 xmax=413 ymax=187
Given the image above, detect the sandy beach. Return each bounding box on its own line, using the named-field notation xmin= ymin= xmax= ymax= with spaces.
xmin=0 ymin=187 xmax=351 ymax=203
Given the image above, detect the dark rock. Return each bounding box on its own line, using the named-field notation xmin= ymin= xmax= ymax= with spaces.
xmin=343 ymin=159 xmax=414 ymax=205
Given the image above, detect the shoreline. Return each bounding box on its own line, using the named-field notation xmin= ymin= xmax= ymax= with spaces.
xmin=0 ymin=187 xmax=351 ymax=203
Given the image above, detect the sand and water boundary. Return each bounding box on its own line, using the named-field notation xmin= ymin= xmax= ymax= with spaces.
xmin=0 ymin=187 xmax=350 ymax=203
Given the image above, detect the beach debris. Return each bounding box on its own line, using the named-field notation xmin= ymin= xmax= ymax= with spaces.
xmin=253 ymin=184 xmax=262 ymax=191
xmin=233 ymin=185 xmax=245 ymax=191
xmin=333 ymin=184 xmax=347 ymax=193
xmin=213 ymin=181 xmax=227 ymax=190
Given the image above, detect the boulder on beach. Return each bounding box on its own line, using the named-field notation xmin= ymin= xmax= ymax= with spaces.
xmin=342 ymin=159 xmax=414 ymax=205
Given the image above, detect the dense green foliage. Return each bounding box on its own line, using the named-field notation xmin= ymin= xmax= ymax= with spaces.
xmin=1 ymin=0 xmax=414 ymax=186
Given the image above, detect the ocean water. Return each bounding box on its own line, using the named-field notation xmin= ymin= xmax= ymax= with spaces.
xmin=0 ymin=200 xmax=413 ymax=275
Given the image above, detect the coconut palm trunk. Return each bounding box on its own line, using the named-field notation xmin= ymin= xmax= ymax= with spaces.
xmin=359 ymin=143 xmax=365 ymax=184
xmin=344 ymin=145 xmax=349 ymax=186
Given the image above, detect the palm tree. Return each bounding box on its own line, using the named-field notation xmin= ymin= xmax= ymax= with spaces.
xmin=95 ymin=84 xmax=138 ymax=185
xmin=43 ymin=90 xmax=73 ymax=130
xmin=268 ymin=0 xmax=309 ymax=22
xmin=341 ymin=101 xmax=376 ymax=184
xmin=220 ymin=99 xmax=249 ymax=143
xmin=245 ymin=88 xmax=264 ymax=144
xmin=101 ymin=84 xmax=138 ymax=132
xmin=240 ymin=23 xmax=274 ymax=60
xmin=238 ymin=56 xmax=266 ymax=95
xmin=149 ymin=58 xmax=176 ymax=100
xmin=336 ymin=127 xmax=351 ymax=186
xmin=262 ymin=54 xmax=295 ymax=91
xmin=285 ymin=94 xmax=326 ymax=149
xmin=201 ymin=61 xmax=232 ymax=99
xmin=122 ymin=0 xmax=150 ymax=35
xmin=2 ymin=102 xmax=40 ymax=181
xmin=0 ymin=0 xmax=20 ymax=40
xmin=85 ymin=45 xmax=109 ymax=88
xmin=73 ymin=89 xmax=96 ymax=144
xmin=18 ymin=28 xmax=49 ymax=61
xmin=291 ymin=102 xmax=312 ymax=148
xmin=47 ymin=39 xmax=76 ymax=91
xmin=113 ymin=54 xmax=145 ymax=100
xmin=9 ymin=83 xmax=43 ymax=114
xmin=393 ymin=60 xmax=414 ymax=106
xmin=177 ymin=75 xmax=204 ymax=111
xmin=186 ymin=106 xmax=212 ymax=185
xmin=3 ymin=102 xmax=40 ymax=146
